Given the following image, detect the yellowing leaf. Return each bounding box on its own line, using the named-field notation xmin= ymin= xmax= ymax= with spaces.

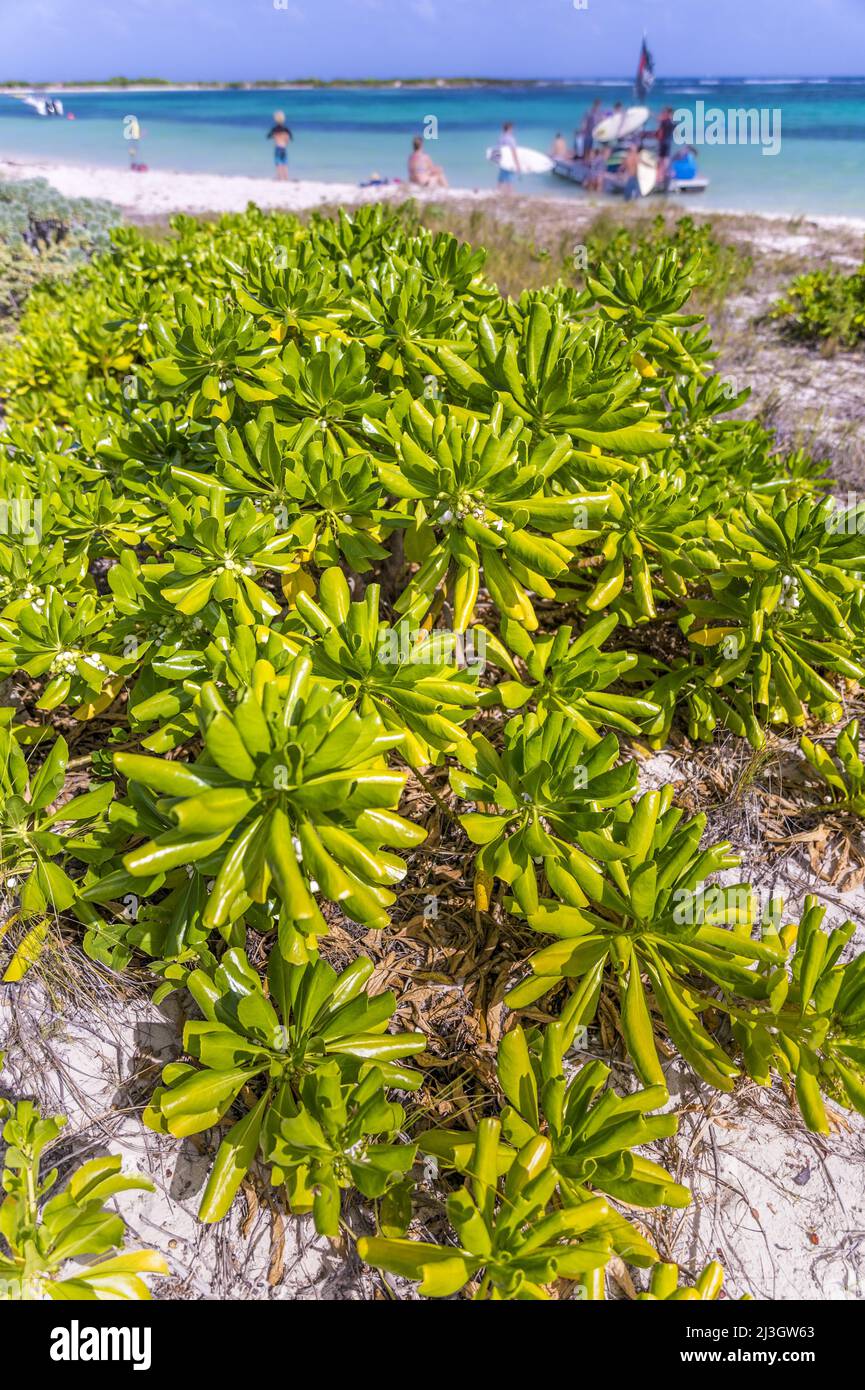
xmin=281 ymin=570 xmax=316 ymax=605
xmin=74 ymin=674 xmax=126 ymax=721
xmin=3 ymin=918 xmax=50 ymax=982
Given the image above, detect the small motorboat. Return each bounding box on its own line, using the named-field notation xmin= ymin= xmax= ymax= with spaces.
xmin=552 ymin=157 xmax=587 ymax=185
xmin=554 ymin=34 xmax=709 ymax=197
xmin=553 ymin=154 xmax=709 ymax=196
xmin=653 ymin=174 xmax=710 ymax=196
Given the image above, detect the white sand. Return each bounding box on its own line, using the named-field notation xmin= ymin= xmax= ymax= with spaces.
xmin=0 ymin=979 xmax=369 ymax=1300
xmin=5 ymin=157 xmax=865 ymax=232
xmin=0 ymin=157 xmax=490 ymax=217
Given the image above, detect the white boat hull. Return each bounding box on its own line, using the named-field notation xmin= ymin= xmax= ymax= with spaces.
xmin=552 ymin=158 xmax=709 ymax=195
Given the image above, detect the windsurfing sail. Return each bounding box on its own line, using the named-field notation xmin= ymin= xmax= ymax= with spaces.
xmin=635 ymin=35 xmax=655 ymax=101
xmin=8 ymin=92 xmax=64 ymax=116
xmin=11 ymin=93 xmax=49 ymax=116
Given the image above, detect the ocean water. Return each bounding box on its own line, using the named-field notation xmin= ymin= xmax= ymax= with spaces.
xmin=1 ymin=79 xmax=864 ymax=219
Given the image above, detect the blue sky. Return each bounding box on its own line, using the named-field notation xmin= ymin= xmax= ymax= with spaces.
xmin=2 ymin=0 xmax=864 ymax=82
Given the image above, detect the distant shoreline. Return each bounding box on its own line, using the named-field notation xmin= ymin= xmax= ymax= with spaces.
xmin=1 ymin=76 xmax=863 ymax=95
xmin=6 ymin=80 xmax=625 ymax=94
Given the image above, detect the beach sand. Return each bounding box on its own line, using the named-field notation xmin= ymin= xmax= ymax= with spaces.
xmin=0 ymin=157 xmax=494 ymax=216
xmin=4 ymin=156 xmax=865 ymax=233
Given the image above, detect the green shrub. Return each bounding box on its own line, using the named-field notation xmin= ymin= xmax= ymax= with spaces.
xmin=0 ymin=199 xmax=860 ymax=1301
xmin=0 ymin=178 xmax=118 ymax=339
xmin=770 ymin=249 xmax=865 ymax=348
xmin=0 ymin=1064 xmax=166 ymax=1300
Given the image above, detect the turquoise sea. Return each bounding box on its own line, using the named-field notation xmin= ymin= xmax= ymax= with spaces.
xmin=1 ymin=79 xmax=864 ymax=218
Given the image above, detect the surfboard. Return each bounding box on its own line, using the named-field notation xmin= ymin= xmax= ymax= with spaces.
xmin=592 ymin=105 xmax=650 ymax=144
xmin=637 ymin=150 xmax=658 ymax=196
xmin=486 ymin=145 xmax=554 ymax=174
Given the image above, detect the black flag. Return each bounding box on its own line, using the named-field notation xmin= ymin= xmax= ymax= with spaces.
xmin=635 ymin=35 xmax=655 ymax=100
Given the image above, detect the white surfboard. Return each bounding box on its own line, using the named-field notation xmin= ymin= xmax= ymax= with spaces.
xmin=486 ymin=144 xmax=554 ymax=174
xmin=637 ymin=149 xmax=658 ymax=196
xmin=592 ymin=105 xmax=650 ymax=144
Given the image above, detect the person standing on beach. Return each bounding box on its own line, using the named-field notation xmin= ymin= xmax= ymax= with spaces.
xmin=608 ymin=101 xmax=626 ymax=141
xmin=584 ymin=147 xmax=607 ymax=192
xmin=579 ymin=98 xmax=602 ymax=159
xmin=494 ymin=121 xmax=521 ymax=193
xmin=620 ymin=142 xmax=641 ymax=201
xmin=267 ymin=110 xmax=293 ymax=181
xmin=654 ymin=105 xmax=676 ymax=184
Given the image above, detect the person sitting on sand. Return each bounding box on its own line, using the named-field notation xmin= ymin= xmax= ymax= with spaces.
xmin=407 ymin=136 xmax=448 ymax=189
xmin=494 ymin=121 xmax=521 ymax=193
xmin=550 ymin=132 xmax=568 ymax=160
xmin=267 ymin=110 xmax=293 ymax=182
